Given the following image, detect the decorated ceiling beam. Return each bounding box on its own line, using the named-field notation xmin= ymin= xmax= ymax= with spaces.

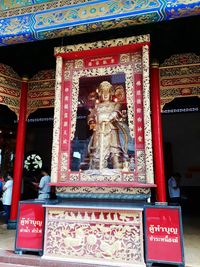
xmin=160 ymin=53 xmax=200 ymax=111
xmin=27 ymin=69 xmax=55 ymax=117
xmin=0 ymin=0 xmax=200 ymax=46
xmin=0 ymin=63 xmax=21 ymax=116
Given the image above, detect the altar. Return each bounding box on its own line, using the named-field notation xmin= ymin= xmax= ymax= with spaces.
xmin=43 ymin=34 xmax=156 ymax=266
xmin=43 ymin=201 xmax=145 ymax=266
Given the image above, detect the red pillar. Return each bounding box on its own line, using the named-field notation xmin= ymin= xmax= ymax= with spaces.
xmin=9 ymin=77 xmax=28 ymax=227
xmin=150 ymin=61 xmax=167 ymax=202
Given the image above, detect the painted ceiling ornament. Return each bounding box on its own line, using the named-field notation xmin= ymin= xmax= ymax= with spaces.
xmin=161 ymin=53 xmax=200 ymax=67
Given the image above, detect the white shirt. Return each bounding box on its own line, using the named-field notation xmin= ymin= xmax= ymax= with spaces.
xmin=39 ymin=175 xmax=50 ymax=194
xmin=168 ymin=176 xmax=180 ymax=198
xmin=2 ymin=180 xmax=13 ymax=205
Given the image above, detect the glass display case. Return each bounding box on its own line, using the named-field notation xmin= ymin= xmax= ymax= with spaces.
xmin=51 ymin=35 xmax=154 ymax=197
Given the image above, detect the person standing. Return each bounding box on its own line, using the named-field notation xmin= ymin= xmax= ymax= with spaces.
xmin=33 ymin=169 xmax=51 ymax=199
xmin=2 ymin=172 xmax=13 ymax=224
xmin=168 ymin=173 xmax=181 ymax=205
xmin=0 ymin=175 xmax=3 ymax=196
xmin=0 ymin=175 xmax=5 ymax=213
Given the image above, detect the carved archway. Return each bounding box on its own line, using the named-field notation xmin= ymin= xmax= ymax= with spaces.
xmin=27 ymin=70 xmax=55 ymax=118
xmin=0 ymin=63 xmax=21 ymax=117
xmin=160 ymin=53 xmax=200 ymax=111
xmin=0 ymin=104 xmax=17 ymax=174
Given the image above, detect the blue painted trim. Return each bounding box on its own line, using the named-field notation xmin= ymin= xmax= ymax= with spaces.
xmin=34 ymin=11 xmax=161 ymax=31
xmin=0 ymin=0 xmax=200 ymax=45
xmin=35 ymin=0 xmax=109 ymax=15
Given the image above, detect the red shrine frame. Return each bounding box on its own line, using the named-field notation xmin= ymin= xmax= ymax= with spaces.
xmin=51 ymin=35 xmax=155 ymax=189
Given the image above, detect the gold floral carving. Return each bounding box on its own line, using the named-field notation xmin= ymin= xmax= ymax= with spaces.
xmin=142 ymin=45 xmax=154 ymax=183
xmin=74 ymin=59 xmax=84 ymax=69
xmin=56 ymin=186 xmax=150 ymax=195
xmin=64 ymin=61 xmax=74 ymax=80
xmin=60 ymin=153 xmax=68 ymax=182
xmin=136 ymin=150 xmax=146 ymax=183
xmin=122 ymin=173 xmax=135 ymax=182
xmin=120 ymin=54 xmax=131 ymax=63
xmin=65 ymin=172 xmax=136 ymax=183
xmin=55 ymin=35 xmax=150 ymax=55
xmin=43 ymin=207 xmax=145 ymax=266
xmin=132 ymin=52 xmax=143 ymax=72
xmin=51 ymin=56 xmax=63 ymax=183
xmin=69 ymin=173 xmax=80 ymax=182
xmin=80 ymin=172 xmax=122 ymax=182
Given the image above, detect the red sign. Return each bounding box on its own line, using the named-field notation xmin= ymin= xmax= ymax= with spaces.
xmin=145 ymin=206 xmax=184 ymax=264
xmin=15 ymin=202 xmax=45 ymax=251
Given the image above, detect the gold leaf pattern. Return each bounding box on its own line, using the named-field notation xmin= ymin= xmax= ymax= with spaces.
xmin=142 ymin=45 xmax=154 ymax=183
xmin=43 ymin=207 xmax=145 ymax=266
xmin=51 ymin=56 xmax=63 ymax=183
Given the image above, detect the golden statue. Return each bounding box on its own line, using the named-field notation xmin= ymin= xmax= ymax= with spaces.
xmin=87 ymin=81 xmax=128 ymax=171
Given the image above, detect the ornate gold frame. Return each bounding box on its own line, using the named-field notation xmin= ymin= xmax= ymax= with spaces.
xmin=51 ymin=35 xmax=154 ymax=192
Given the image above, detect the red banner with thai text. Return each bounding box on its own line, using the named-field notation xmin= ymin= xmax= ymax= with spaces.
xmin=145 ymin=206 xmax=184 ymax=264
xmin=15 ymin=202 xmax=45 ymax=251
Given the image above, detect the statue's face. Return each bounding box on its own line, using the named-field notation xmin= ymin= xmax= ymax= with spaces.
xmin=101 ymin=86 xmax=111 ymax=102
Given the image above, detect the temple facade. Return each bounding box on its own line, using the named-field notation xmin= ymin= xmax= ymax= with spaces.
xmin=0 ymin=1 xmax=200 ymax=266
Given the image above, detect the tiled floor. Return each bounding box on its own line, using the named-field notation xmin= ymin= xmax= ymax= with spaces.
xmin=0 ymin=225 xmax=15 ymax=251
xmin=182 ymin=215 xmax=200 ymax=267
xmin=0 ymin=214 xmax=200 ymax=267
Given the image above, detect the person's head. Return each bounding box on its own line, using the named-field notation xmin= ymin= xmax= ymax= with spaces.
xmin=6 ymin=171 xmax=13 ymax=180
xmin=41 ymin=168 xmax=49 ymax=176
xmin=99 ymin=81 xmax=113 ymax=102
xmin=173 ymin=172 xmax=181 ymax=182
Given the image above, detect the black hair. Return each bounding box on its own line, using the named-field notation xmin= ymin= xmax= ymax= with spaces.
xmin=173 ymin=172 xmax=181 ymax=178
xmin=7 ymin=170 xmax=13 ymax=177
xmin=41 ymin=168 xmax=49 ymax=175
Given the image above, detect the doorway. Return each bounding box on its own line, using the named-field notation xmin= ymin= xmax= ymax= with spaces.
xmin=22 ymin=107 xmax=54 ymax=200
xmin=162 ymin=107 xmax=200 ymax=266
xmin=0 ymin=105 xmax=17 ymax=176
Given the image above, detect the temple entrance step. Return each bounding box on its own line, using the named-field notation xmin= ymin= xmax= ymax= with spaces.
xmin=0 ymin=249 xmax=134 ymax=267
xmin=0 ymin=250 xmax=39 ymax=266
xmin=0 ymin=250 xmax=188 ymax=267
xmin=0 ymin=263 xmax=37 ymax=267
